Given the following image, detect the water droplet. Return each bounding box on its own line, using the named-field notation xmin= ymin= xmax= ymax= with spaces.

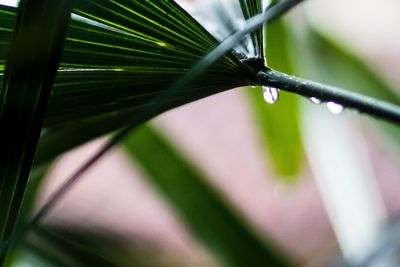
xmin=326 ymin=101 xmax=344 ymax=114
xmin=310 ymin=97 xmax=321 ymax=104
xmin=262 ymin=86 xmax=279 ymax=104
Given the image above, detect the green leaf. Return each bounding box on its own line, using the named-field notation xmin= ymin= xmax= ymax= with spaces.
xmin=301 ymin=29 xmax=400 ymax=103
xmin=17 ymin=163 xmax=52 ymax=228
xmin=292 ymin=27 xmax=400 ymax=148
xmin=18 ymin=225 xmax=184 ymax=267
xmin=35 ymin=83 xmax=233 ymax=165
xmin=0 ymin=3 xmax=249 ymax=166
xmin=49 ymin=0 xmax=248 ymax=126
xmin=0 ymin=0 xmax=73 ymax=260
xmin=0 ymin=5 xmax=14 ymax=72
xmin=123 ymin=125 xmax=293 ymax=267
xmin=2 ymin=163 xmax=52 ymax=267
xmin=23 ymin=226 xmax=118 ymax=267
xmin=247 ymin=19 xmax=303 ymax=179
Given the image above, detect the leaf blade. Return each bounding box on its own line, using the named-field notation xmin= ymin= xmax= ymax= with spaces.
xmin=123 ymin=125 xmax=293 ymax=267
xmin=0 ymin=0 xmax=73 ymax=258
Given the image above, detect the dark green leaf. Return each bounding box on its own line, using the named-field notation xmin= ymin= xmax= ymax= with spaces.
xmin=19 ymin=225 xmax=190 ymax=267
xmin=0 ymin=3 xmax=249 ymax=165
xmin=16 ymin=163 xmax=51 ymax=230
xmin=35 ymin=83 xmax=233 ymax=165
xmin=123 ymin=125 xmax=293 ymax=267
xmin=51 ymin=0 xmax=248 ymax=126
xmin=24 ymin=226 xmax=118 ymax=267
xmin=0 ymin=0 xmax=73 ymax=259
xmin=0 ymin=5 xmax=14 ymax=72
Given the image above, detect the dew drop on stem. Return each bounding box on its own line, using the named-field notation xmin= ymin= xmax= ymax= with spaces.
xmin=262 ymin=86 xmax=279 ymax=104
xmin=310 ymin=97 xmax=321 ymax=104
xmin=326 ymin=101 xmax=344 ymax=114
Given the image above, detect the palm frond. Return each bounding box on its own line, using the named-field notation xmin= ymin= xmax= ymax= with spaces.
xmin=0 ymin=2 xmax=252 ymax=165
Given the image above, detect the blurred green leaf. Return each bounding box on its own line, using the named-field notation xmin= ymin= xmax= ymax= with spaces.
xmin=23 ymin=226 xmax=118 ymax=267
xmin=11 ymin=250 xmax=60 ymax=267
xmin=302 ymin=29 xmax=400 ymax=103
xmin=16 ymin=164 xmax=51 ymax=230
xmin=0 ymin=0 xmax=73 ymax=259
xmin=4 ymin=164 xmax=52 ymax=267
xmin=123 ymin=125 xmax=293 ymax=267
xmin=292 ymin=27 xmax=400 ymax=147
xmin=247 ymin=18 xmax=303 ymax=180
xmin=18 ymin=224 xmax=206 ymax=267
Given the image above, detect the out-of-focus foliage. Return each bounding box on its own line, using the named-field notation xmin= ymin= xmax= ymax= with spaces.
xmin=123 ymin=125 xmax=292 ymax=267
xmin=247 ymin=18 xmax=303 ymax=180
xmin=16 ymin=225 xmax=187 ymax=267
xmin=0 ymin=0 xmax=73 ymax=256
xmin=291 ymin=26 xmax=400 ymax=147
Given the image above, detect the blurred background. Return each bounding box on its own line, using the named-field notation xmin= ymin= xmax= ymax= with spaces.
xmin=3 ymin=0 xmax=400 ymax=266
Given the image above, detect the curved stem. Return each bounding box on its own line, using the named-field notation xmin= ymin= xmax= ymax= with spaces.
xmin=257 ymin=69 xmax=400 ymax=125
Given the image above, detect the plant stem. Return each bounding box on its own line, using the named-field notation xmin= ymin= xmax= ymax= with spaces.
xmin=257 ymin=69 xmax=400 ymax=124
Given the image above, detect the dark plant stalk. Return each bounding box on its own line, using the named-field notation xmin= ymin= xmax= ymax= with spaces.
xmin=0 ymin=0 xmax=306 ymax=252
xmin=257 ymin=69 xmax=400 ymax=124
